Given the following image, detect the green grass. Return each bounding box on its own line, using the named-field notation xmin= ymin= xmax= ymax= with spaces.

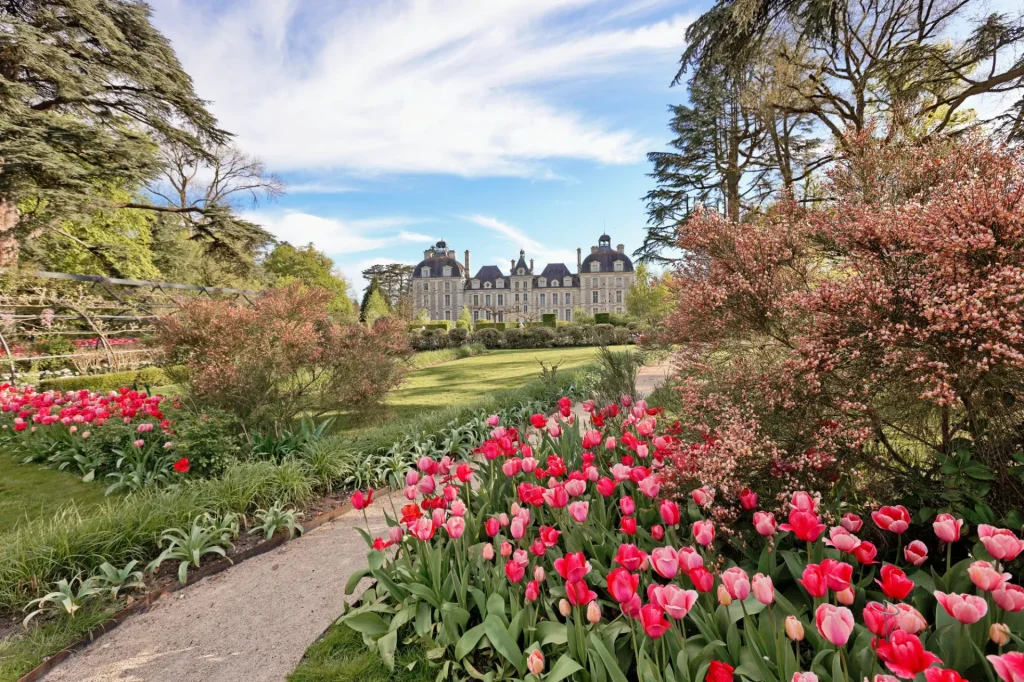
xmin=0 ymin=605 xmax=114 ymax=682
xmin=0 ymin=456 xmax=108 ymax=534
xmin=288 ymin=623 xmax=432 ymax=682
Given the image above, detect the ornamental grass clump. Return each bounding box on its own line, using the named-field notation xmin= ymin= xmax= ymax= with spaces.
xmin=342 ymin=396 xmax=1024 ymax=682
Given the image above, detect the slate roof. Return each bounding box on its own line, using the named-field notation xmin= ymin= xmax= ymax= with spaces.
xmin=412 ymin=255 xmax=465 ymax=278
xmin=581 ymin=248 xmax=634 ymax=274
xmin=470 ymin=265 xmax=509 ymax=287
xmin=536 ymin=263 xmax=578 ymax=286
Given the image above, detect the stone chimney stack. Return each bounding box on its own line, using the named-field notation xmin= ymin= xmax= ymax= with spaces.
xmin=617 ymin=244 xmax=625 ymax=253
xmin=511 ymin=259 xmax=515 ymax=270
xmin=591 ymin=246 xmax=599 ymax=255
xmin=464 ymin=250 xmax=471 ymax=276
xmin=424 ymin=248 xmax=431 ymax=259
xmin=529 ymin=258 xmax=534 ymax=272
xmin=576 ymin=248 xmax=582 ymax=271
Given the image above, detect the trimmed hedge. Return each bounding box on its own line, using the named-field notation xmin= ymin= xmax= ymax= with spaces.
xmin=594 ymin=312 xmax=611 ymax=324
xmin=408 ymin=323 xmax=637 ymax=351
xmin=408 ymin=321 xmax=451 ymax=331
xmin=35 ymin=366 xmax=174 ymax=393
xmin=541 ymin=314 xmax=557 ymax=327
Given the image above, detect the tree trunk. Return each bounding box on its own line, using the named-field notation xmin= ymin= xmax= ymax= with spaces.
xmin=0 ymin=198 xmax=20 ymax=267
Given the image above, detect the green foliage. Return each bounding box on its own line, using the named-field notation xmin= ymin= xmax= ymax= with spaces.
xmin=36 ymin=366 xmax=172 ymax=393
xmin=22 ymin=576 xmax=101 ymax=627
xmin=592 ymin=346 xmax=641 ymax=405
xmin=250 ymin=416 xmax=336 ymax=463
xmin=457 ymin=306 xmax=472 ymax=329
xmin=146 ymin=513 xmax=238 ymax=584
xmin=104 ymin=442 xmax=181 ymax=495
xmin=541 ymin=314 xmax=557 ymax=327
xmin=288 ymin=622 xmax=432 ymax=682
xmin=626 ymin=263 xmax=672 ymax=324
xmin=89 ymin=561 xmax=145 ymax=599
xmin=170 ymin=407 xmax=244 ymax=478
xmin=572 ymin=307 xmax=594 ymax=325
xmin=363 ymin=289 xmax=392 ymax=327
xmin=265 ymin=242 xmax=354 ymax=320
xmin=0 ymin=603 xmax=114 ymax=681
xmin=413 ymin=308 xmax=431 ymax=324
xmin=593 ymin=312 xmax=611 ymax=324
xmin=251 ymin=502 xmax=304 ymax=541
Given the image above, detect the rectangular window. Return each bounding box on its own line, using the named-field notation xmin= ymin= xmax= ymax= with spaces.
xmin=473 ymin=311 xmax=479 ymax=321
xmin=485 ymin=294 xmax=492 ymax=306
xmin=497 ymin=313 xmax=503 ymax=323
xmin=565 ymin=308 xmax=571 ymax=321
xmin=524 ymin=305 xmax=528 ymax=313
xmin=423 ymin=282 xmax=429 ymax=291
xmin=552 ymin=293 xmax=558 ymax=305
xmin=445 ymin=281 xmax=451 ymax=291
xmin=591 ymin=278 xmax=598 ymax=287
xmin=473 ymin=294 xmax=479 ymax=306
xmin=616 ymin=307 xmax=623 ymax=314
xmin=539 ymin=293 xmax=546 ymax=305
xmin=592 ymin=307 xmax=598 ymax=314
xmin=616 ymin=277 xmax=622 ymax=287
xmin=615 ymin=291 xmax=622 ymax=303
xmin=592 ymin=291 xmax=598 ymax=303
xmin=444 ymin=294 xmax=451 ymax=306
xmin=515 ymin=293 xmax=520 ymax=302
xmin=486 ymin=310 xmax=492 ymax=320
xmin=564 ymin=293 xmax=571 ymax=305
xmin=497 ymin=294 xmax=503 ymax=305
xmin=444 ymin=311 xmax=451 ymax=320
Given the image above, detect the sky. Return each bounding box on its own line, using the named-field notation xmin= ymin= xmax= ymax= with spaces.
xmin=148 ymin=0 xmax=701 ymax=293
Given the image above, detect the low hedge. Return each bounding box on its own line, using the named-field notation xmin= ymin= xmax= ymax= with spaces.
xmin=407 ymin=322 xmax=451 ymax=331
xmin=35 ymin=366 xmax=178 ymax=393
xmin=408 ymin=323 xmax=637 ymax=351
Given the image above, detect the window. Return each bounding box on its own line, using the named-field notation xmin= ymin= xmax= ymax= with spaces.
xmin=473 ymin=294 xmax=479 ymax=306
xmin=421 ymin=267 xmax=430 ymax=277
xmin=472 ymin=280 xmax=480 ymax=289
xmin=538 ymin=278 xmax=546 ymax=287
xmin=484 ymin=282 xmax=492 ymax=289
xmin=485 ymin=294 xmax=492 ymax=306
xmin=616 ymin=307 xmax=622 ymax=314
xmin=497 ymin=313 xmax=503 ymax=323
xmin=565 ymin=308 xmax=571 ymax=321
xmin=514 ymin=293 xmax=520 ymax=303
xmin=445 ymin=294 xmax=451 ymax=306
xmin=497 ymin=294 xmax=504 ymax=305
xmin=592 ymin=307 xmax=598 ymax=314
xmin=444 ymin=311 xmax=451 ymax=320
xmin=591 ymin=277 xmax=598 ymax=287
xmin=517 ymin=268 xmax=524 ymax=275
xmin=486 ymin=310 xmax=492 ymax=320
xmin=615 ymin=277 xmax=622 ymax=287
xmin=564 ymin=293 xmax=571 ymax=305
xmin=614 ymin=261 xmax=624 ymax=272
xmin=590 ymin=262 xmax=600 ymax=272
xmin=496 ymin=279 xmax=504 ymax=288
xmin=592 ymin=291 xmax=599 ymax=303
xmin=445 ymin=280 xmax=451 ymax=291
xmin=442 ymin=266 xmax=452 ymax=277
xmin=551 ymin=280 xmax=558 ymax=287
xmin=473 ymin=311 xmax=479 ymax=321
xmin=423 ymin=282 xmax=429 ymax=291
xmin=563 ymin=277 xmax=572 ymax=286
xmin=615 ymin=291 xmax=622 ymax=304
xmin=524 ymin=305 xmax=528 ymax=313
xmin=514 ymin=281 xmax=520 ymax=290
xmin=552 ymin=293 xmax=558 ymax=305
xmin=539 ymin=293 xmax=546 ymax=305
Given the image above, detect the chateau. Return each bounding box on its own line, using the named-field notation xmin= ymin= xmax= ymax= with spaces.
xmin=412 ymin=233 xmax=636 ymax=323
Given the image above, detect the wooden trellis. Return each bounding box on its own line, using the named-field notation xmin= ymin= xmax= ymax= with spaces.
xmin=0 ymin=270 xmax=260 ymax=384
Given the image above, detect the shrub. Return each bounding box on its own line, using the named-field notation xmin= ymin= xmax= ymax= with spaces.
xmin=591 ymin=323 xmax=615 ymax=345
xmin=541 ymin=313 xmax=557 ymax=327
xmin=157 ymin=283 xmax=411 ymax=431
xmin=455 ymin=342 xmax=486 ymax=359
xmin=448 ymin=327 xmax=469 ymax=345
xmin=594 ymin=312 xmax=611 ymax=324
xmin=528 ymin=326 xmax=555 ymax=348
xmin=471 ymin=327 xmax=504 ymax=349
xmin=591 ymin=346 xmax=641 ymax=405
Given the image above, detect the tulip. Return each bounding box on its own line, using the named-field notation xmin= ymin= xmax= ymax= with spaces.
xmin=784 ymin=615 xmax=805 ymax=641
xmin=875 ymin=630 xmax=942 ymax=679
xmin=837 ymin=587 xmax=856 ymax=605
xmin=877 ymin=564 xmax=914 ymax=600
xmin=484 ymin=518 xmax=500 ymax=537
xmin=781 ymin=509 xmax=826 ymax=542
xmin=403 ymin=485 xmax=418 ymax=501
xmin=791 ymin=674 xmax=818 ymax=682
xmin=526 ymin=649 xmax=544 ymax=675
xmin=895 ymin=603 xmax=928 ymax=634
xmin=587 ymin=600 xmax=601 ymax=623
xmin=693 ymin=520 xmax=715 ymax=546
xmin=596 ymin=477 xmax=616 ymax=497
xmin=863 ymin=602 xmax=898 ymax=637
xmin=753 ymin=511 xmax=777 ymax=536
xmin=651 ymin=547 xmax=679 ymax=579
xmin=521 ymin=457 xmax=538 ymax=473
xmin=565 ymin=579 xmax=597 ymax=606
xmin=409 ymin=518 xmax=435 ymax=541
xmin=824 ymin=526 xmax=861 ymax=553
xmin=815 ymin=603 xmax=854 ymax=646
xmin=620 ymin=593 xmax=642 ymax=619
xmin=445 ymin=517 xmax=465 ymax=539
xmin=417 ymin=475 xmax=436 ymax=495
xmin=543 ymin=486 xmax=569 ymax=509
xmin=722 ymin=567 xmax=751 ymax=601
xmin=558 ymin=598 xmax=572 ymax=617
xmin=993 ymin=583 xmax=1024 ymax=612
xmin=405 ymin=470 xmax=419 ymax=486
xmin=500 ymin=541 xmax=512 ymax=557
xmin=872 ymin=505 xmax=911 ymax=534
xmin=554 ymin=552 xmax=591 ymax=582
xmin=539 ymin=526 xmax=560 ymax=547
xmin=790 ymin=491 xmax=817 ymax=512
xmin=568 ymin=501 xmax=589 ymax=523
xmin=752 ymin=573 xmax=774 ymax=605
xmin=482 ymin=543 xmax=495 ymax=561
xmin=502 ymin=459 xmax=521 ymax=477
xmin=799 ymin=564 xmax=828 ymax=597
xmin=388 ymin=525 xmax=404 ymax=544
xmin=619 ymin=496 xmax=635 ymax=516
xmin=933 ymin=513 xmax=964 ymax=543
xmin=904 ymin=540 xmax=928 ymax=566
xmin=564 ymin=479 xmax=586 ymax=497
xmin=707 ymin=660 xmax=735 ymax=682
xmin=431 ymin=509 xmax=446 ymax=529
xmin=840 ymin=513 xmax=862 ymax=532
xmin=533 ymin=565 xmax=545 ymax=582
xmin=450 ymin=499 xmax=467 ymax=517
xmin=659 ymin=499 xmax=681 ymax=526
xmin=820 ymin=559 xmax=853 ymax=591
xmin=677 ymin=547 xmax=704 ymax=571
xmin=924 ymin=669 xmax=967 ymax=682
xmin=606 ymin=568 xmax=639 ymax=603
xmin=986 ymin=623 xmax=1012 ymax=646
xmin=968 ymin=560 xmax=1009 ymax=591
xmin=988 ymin=653 xmax=1024 ymax=682
xmin=854 ymin=541 xmax=878 ymax=565
xmin=638 ymin=475 xmax=660 ymax=498
xmin=639 ymin=604 xmax=670 ymax=639
xmin=689 ymin=566 xmax=715 ymax=593
xmin=739 ymin=488 xmax=758 ymax=510
xmin=934 ymin=591 xmax=988 ymax=624
xmin=717 ymin=584 xmax=732 ymax=606
xmin=455 ymin=463 xmax=473 ymax=482
xmin=524 ymin=580 xmax=539 ymax=602
xmin=651 ymin=524 xmax=665 ymax=540
xmin=691 ymin=487 xmax=713 ymax=506
xmin=620 ymin=516 xmax=637 ymax=535
xmin=352 ymin=489 xmax=374 ymax=510
xmin=660 ymin=585 xmax=698 ymax=619
xmin=979 ymin=525 xmax=1024 ymax=562
xmin=614 ymin=544 xmax=647 ymax=571
xmin=510 ymin=518 xmax=525 ymax=540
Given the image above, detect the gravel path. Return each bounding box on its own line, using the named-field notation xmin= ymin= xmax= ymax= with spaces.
xmin=636 ymin=356 xmax=673 ymax=399
xmin=43 ymin=359 xmax=675 ymax=682
xmin=43 ymin=496 xmax=393 ymax=682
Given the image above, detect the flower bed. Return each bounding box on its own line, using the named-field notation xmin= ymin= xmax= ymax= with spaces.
xmin=342 ymin=397 xmax=1024 ymax=682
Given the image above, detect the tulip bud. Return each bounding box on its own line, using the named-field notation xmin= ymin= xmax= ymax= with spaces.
xmin=836 ymin=588 xmax=855 ymax=605
xmin=991 ymin=623 xmax=1011 ymax=646
xmin=526 ymin=649 xmax=544 ymax=675
xmin=534 ymin=565 xmax=545 ymax=582
xmin=587 ymin=601 xmax=601 ymax=623
xmin=717 ymin=584 xmax=732 ymax=606
xmin=482 ymin=544 xmax=495 ymax=561
xmin=785 ymin=615 xmax=805 ymax=641
xmin=559 ymin=599 xmax=572 ymax=617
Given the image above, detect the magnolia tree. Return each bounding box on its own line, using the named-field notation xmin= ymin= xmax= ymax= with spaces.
xmin=662 ymin=133 xmax=1024 ymax=518
xmin=158 ymin=283 xmax=411 ymax=430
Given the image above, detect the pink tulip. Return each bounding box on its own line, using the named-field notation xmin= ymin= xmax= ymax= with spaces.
xmin=388 ymin=525 xmax=404 ymax=544
xmin=840 ymin=513 xmax=862 ymax=532
xmin=403 ymin=485 xmax=418 ymax=500
xmin=650 ymin=524 xmax=665 ymax=540
xmin=510 ymin=518 xmax=526 ymax=539
xmin=722 ymin=567 xmax=750 ymax=601
xmin=450 ymin=499 xmax=467 ymax=517
xmin=753 ymin=511 xmax=777 ymax=536
xmin=790 ymin=491 xmax=817 ymax=512
xmin=933 ymin=513 xmax=964 ymax=543
xmin=405 ymin=470 xmax=419 ymax=486
xmin=824 ymin=526 xmax=861 ymax=553
xmin=638 ymin=476 xmax=661 ymax=498
xmin=692 ymin=520 xmax=715 ymax=546
xmin=502 ymin=459 xmax=521 ymax=477
xmin=568 ymin=501 xmax=589 ymax=523
xmin=482 ymin=544 xmax=495 ymax=561
xmin=677 ymin=547 xmax=704 ymax=571
xmin=486 ymin=414 xmax=500 ymax=426
xmin=934 ymin=591 xmax=988 ymax=624
xmin=752 ymin=573 xmax=774 ymax=605
xmin=717 ymin=584 xmax=732 ymax=606
xmin=978 ymin=525 xmax=1024 ymax=561
xmin=791 ymin=674 xmax=818 ymax=682
xmin=605 ymin=436 xmax=617 ymax=449
xmin=659 ymin=584 xmax=698 ymax=619
xmin=904 ymin=540 xmax=928 ymax=567
xmin=815 ymin=603 xmax=855 ymax=646
xmin=968 ymin=560 xmax=1009 ymax=591
xmin=993 ymin=583 xmax=1024 ymax=612
xmin=987 ymin=652 xmax=1024 ymax=682
xmin=619 ymin=496 xmax=635 ymax=516
xmin=895 ymin=603 xmax=928 ymax=634
xmin=739 ymin=488 xmax=758 ymax=510
xmin=835 ymin=588 xmax=855 ymax=605
xmin=521 ymin=456 xmax=538 ymax=473
xmin=431 ymin=508 xmax=446 ymax=528
xmin=650 ymin=547 xmax=679 ymax=579
xmin=587 ymin=601 xmax=602 ymax=623
xmin=691 ymin=487 xmax=713 ymax=506
xmin=659 ymin=500 xmax=681 ymax=526
xmin=872 ymin=505 xmax=911 ymax=534
xmin=417 ymin=475 xmax=436 ymax=495
xmin=863 ymin=601 xmax=898 ymax=637
xmin=409 ymin=518 xmax=435 ymax=541
xmin=564 ymin=479 xmax=586 ymax=497
xmin=524 ymin=579 xmax=540 ymax=601
xmin=500 ymin=541 xmax=512 ymax=557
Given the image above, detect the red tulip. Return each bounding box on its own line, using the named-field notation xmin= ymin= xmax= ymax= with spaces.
xmin=596 ymin=477 xmax=616 ymax=497
xmin=863 ymin=601 xmax=899 ymax=637
xmin=524 ymin=580 xmax=539 ymax=601
xmin=620 ymin=516 xmax=637 ymax=536
xmin=650 ymin=524 xmax=665 ymax=540
xmin=904 ymin=540 xmax=928 ymax=567
xmin=172 ymin=457 xmax=190 ymax=473
xmin=639 ymin=604 xmax=670 ymax=639
xmin=799 ymin=564 xmax=828 ymax=597
xmin=352 ymin=489 xmax=374 ymax=510
xmin=924 ymin=669 xmax=967 ymax=682
xmin=706 ymin=660 xmax=735 ymax=682
xmin=455 ymin=463 xmax=473 ymax=482
xmin=815 ymin=603 xmax=854 ymax=646
xmin=606 ymin=568 xmax=639 ymax=603
xmin=875 ymin=630 xmax=942 ymax=679
xmin=565 ymin=579 xmax=597 ymax=606
xmin=934 ymin=591 xmax=988 ymax=624
xmin=543 ymin=486 xmax=569 ymax=508
xmin=853 ymin=540 xmax=878 ymax=564
xmin=872 ymin=505 xmax=911 ymax=534
xmin=820 ymin=559 xmax=853 ymax=592
xmin=988 ymin=652 xmax=1024 ymax=682
xmin=739 ymin=488 xmax=758 ymax=510
xmin=877 ymin=564 xmax=914 ymax=600
xmin=614 ymin=544 xmax=647 ymax=571
xmin=539 ymin=525 xmax=560 ymax=547
xmin=780 ymin=509 xmax=826 ymax=542
xmin=554 ymin=552 xmax=590 ymax=582
xmin=659 ymin=500 xmax=681 ymax=526
xmin=505 ymin=560 xmax=525 ymax=583
xmin=530 ymin=413 xmax=547 ymax=429
xmin=932 ymin=513 xmax=963 ymax=543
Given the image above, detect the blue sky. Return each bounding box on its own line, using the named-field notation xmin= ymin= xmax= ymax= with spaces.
xmin=149 ymin=0 xmax=704 ymax=292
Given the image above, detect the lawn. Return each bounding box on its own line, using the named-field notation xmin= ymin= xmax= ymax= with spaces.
xmin=0 ymin=456 xmax=108 ymax=534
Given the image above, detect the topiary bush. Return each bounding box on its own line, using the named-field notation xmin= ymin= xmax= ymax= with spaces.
xmin=471 ymin=327 xmax=504 ymax=349
xmin=448 ymin=327 xmax=469 ymax=345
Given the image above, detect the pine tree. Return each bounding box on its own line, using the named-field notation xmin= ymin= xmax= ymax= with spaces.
xmin=457 ymin=306 xmax=472 ymax=329
xmin=363 ymin=289 xmax=391 ymax=327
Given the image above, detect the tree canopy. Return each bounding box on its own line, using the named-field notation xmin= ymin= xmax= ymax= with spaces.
xmin=264 ymin=242 xmax=353 ymax=319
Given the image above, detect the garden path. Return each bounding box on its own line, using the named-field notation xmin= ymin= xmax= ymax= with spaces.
xmin=43 ymin=357 xmax=675 ymax=682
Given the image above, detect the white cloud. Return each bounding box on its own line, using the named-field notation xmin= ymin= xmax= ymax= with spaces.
xmin=286 ymin=182 xmax=361 ymax=194
xmin=151 ymin=0 xmax=690 ymax=178
xmin=247 ymin=209 xmax=434 ymax=254
xmin=463 ymin=214 xmax=581 ymax=270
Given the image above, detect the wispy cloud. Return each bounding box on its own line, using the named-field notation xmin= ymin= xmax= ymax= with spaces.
xmin=463 ymin=214 xmax=581 ymax=269
xmin=247 ymin=209 xmax=434 ymax=254
xmin=152 ymin=0 xmax=690 ymax=179
xmin=286 ymin=182 xmax=361 ymax=195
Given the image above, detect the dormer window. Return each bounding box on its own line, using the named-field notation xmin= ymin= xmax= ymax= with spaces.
xmin=484 ymin=282 xmax=492 ymax=289
xmin=563 ymin=277 xmax=572 ymax=287
xmin=551 ymin=280 xmax=558 ymax=287
xmin=496 ymin=279 xmax=504 ymax=288
xmin=538 ymin=278 xmax=546 ymax=287
xmin=472 ymin=280 xmax=480 ymax=289
xmin=517 ymin=268 xmax=524 ymax=275
xmin=613 ymin=261 xmax=624 ymax=272
xmin=590 ymin=262 xmax=600 ymax=272
xmin=442 ymin=266 xmax=452 ymax=277
xmin=421 ymin=267 xmax=430 ymax=277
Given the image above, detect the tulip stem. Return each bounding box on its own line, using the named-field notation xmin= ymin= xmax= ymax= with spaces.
xmin=839 ymin=645 xmax=850 ymax=681
xmin=946 ymin=541 xmax=952 ymax=573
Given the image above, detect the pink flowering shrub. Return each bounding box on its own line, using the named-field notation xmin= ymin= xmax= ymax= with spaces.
xmin=661 ymin=133 xmax=1024 ymax=518
xmin=157 ymin=283 xmax=411 ymax=430
xmin=344 ymin=397 xmax=1024 ymax=681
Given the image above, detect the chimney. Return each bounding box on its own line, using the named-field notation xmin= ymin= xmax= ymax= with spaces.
xmin=464 ymin=249 xmax=471 ymax=276
xmin=424 ymin=249 xmax=431 ymax=259
xmin=511 ymin=259 xmax=515 ymax=270
xmin=576 ymin=248 xmax=582 ymax=271
xmin=616 ymin=244 xmax=625 ymax=253
xmin=591 ymin=246 xmax=599 ymax=255
xmin=529 ymin=258 xmax=534 ymax=272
